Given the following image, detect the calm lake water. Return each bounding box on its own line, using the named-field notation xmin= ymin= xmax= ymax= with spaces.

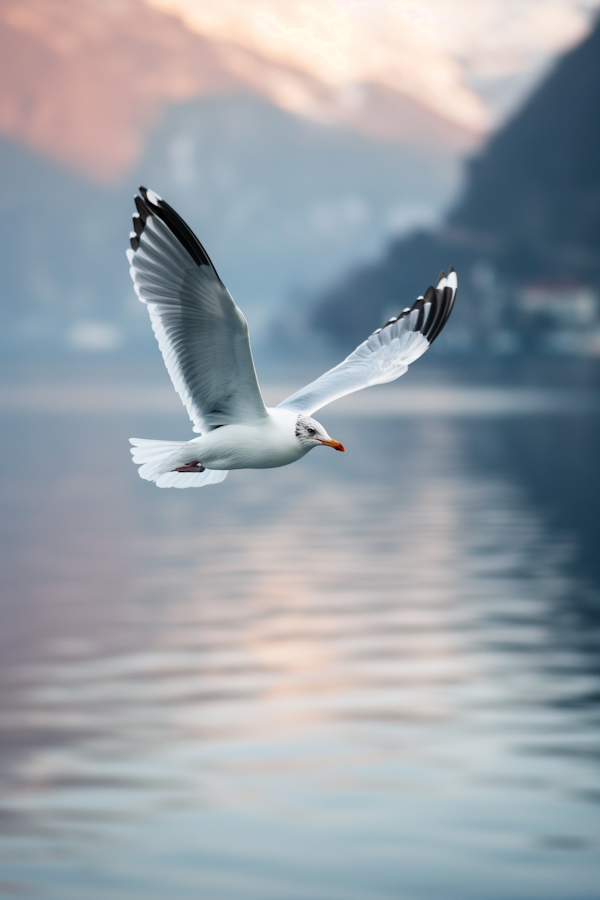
xmin=0 ymin=380 xmax=600 ymax=899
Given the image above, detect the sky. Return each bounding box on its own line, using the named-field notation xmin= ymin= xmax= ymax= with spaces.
xmin=146 ymin=0 xmax=600 ymax=128
xmin=1 ymin=0 xmax=599 ymax=351
xmin=0 ymin=0 xmax=599 ymax=178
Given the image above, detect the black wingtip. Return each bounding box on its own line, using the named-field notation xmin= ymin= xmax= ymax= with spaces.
xmin=129 ymin=186 xmax=219 ymax=274
xmin=134 ymin=194 xmax=151 ymax=223
xmin=132 ymin=214 xmax=143 ymax=237
xmin=377 ymin=267 xmax=457 ymax=344
xmin=428 ymin=271 xmax=457 ymax=344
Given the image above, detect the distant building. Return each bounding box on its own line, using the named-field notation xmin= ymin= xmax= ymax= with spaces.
xmin=516 ymin=281 xmax=600 ymax=355
xmin=518 ymin=282 xmax=598 ymax=324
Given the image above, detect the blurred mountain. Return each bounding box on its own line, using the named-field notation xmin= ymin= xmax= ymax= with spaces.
xmin=0 ymin=0 xmax=229 ymax=180
xmin=0 ymin=93 xmax=464 ymax=354
xmin=0 ymin=138 xmax=131 ymax=352
xmin=138 ymin=95 xmax=464 ymax=326
xmin=313 ymin=18 xmax=600 ymax=351
xmin=0 ymin=0 xmax=478 ymax=181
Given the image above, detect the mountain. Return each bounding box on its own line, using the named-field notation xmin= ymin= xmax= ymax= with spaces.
xmin=0 ymin=139 xmax=131 ymax=351
xmin=0 ymin=0 xmax=477 ymax=181
xmin=449 ymin=13 xmax=600 ymax=281
xmin=0 ymin=93 xmax=465 ymax=354
xmin=313 ymin=18 xmax=600 ymax=349
xmin=137 ymin=94 xmax=464 ymax=323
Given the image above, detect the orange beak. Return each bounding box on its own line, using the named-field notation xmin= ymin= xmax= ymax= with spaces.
xmin=318 ymin=438 xmax=346 ymax=452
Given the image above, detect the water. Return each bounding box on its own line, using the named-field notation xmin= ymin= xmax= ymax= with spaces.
xmin=0 ymin=385 xmax=600 ymax=899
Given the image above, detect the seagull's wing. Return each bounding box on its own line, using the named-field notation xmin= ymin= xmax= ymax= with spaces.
xmin=127 ymin=187 xmax=267 ymax=433
xmin=278 ymin=270 xmax=457 ymax=416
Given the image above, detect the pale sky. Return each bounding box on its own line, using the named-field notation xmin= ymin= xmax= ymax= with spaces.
xmin=145 ymin=0 xmax=600 ymax=129
xmin=2 ymin=0 xmax=599 ymax=178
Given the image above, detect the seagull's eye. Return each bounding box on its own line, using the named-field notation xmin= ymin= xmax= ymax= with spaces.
xmin=307 ymin=427 xmax=316 ymax=436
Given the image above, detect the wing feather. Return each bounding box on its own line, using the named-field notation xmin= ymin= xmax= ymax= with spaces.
xmin=278 ymin=270 xmax=457 ymax=416
xmin=127 ymin=187 xmax=267 ymax=433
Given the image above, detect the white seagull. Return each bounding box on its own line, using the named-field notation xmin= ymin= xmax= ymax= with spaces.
xmin=127 ymin=187 xmax=457 ymax=488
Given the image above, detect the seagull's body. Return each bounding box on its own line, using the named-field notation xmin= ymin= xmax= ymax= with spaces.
xmin=165 ymin=409 xmax=308 ymax=471
xmin=127 ymin=187 xmax=457 ymax=488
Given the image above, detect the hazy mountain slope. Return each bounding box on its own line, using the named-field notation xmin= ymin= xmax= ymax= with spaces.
xmin=0 ymin=93 xmax=464 ymax=352
xmin=313 ymin=18 xmax=600 ymax=348
xmin=0 ymin=140 xmax=131 ymax=350
xmin=450 ymin=16 xmax=600 ymax=277
xmin=137 ymin=94 xmax=463 ymax=324
xmin=0 ymin=0 xmax=477 ymax=181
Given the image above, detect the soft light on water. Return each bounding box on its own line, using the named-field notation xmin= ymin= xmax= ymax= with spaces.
xmin=0 ymin=393 xmax=599 ymax=899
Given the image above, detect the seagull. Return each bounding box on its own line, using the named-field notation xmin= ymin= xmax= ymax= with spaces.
xmin=127 ymin=187 xmax=457 ymax=488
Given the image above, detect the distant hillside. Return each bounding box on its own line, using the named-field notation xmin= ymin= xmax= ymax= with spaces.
xmin=0 ymin=93 xmax=463 ymax=354
xmin=314 ymin=18 xmax=600 ymax=349
xmin=0 ymin=0 xmax=478 ymax=180
xmin=0 ymin=140 xmax=131 ymax=351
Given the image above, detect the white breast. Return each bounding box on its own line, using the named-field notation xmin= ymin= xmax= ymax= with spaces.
xmin=190 ymin=408 xmax=304 ymax=470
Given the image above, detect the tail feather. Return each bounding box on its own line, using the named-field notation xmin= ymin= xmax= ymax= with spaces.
xmin=130 ymin=438 xmax=187 ymax=480
xmin=129 ymin=438 xmax=228 ymax=489
xmin=154 ymin=469 xmax=228 ymax=489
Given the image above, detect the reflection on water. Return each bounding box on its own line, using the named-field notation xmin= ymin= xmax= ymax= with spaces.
xmin=0 ymin=396 xmax=599 ymax=899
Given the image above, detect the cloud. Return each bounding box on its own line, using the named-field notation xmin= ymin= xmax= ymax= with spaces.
xmin=145 ymin=0 xmax=600 ymax=127
xmin=0 ymin=0 xmax=597 ymax=179
xmin=144 ymin=0 xmax=486 ymax=129
xmin=68 ymin=320 xmax=123 ymax=352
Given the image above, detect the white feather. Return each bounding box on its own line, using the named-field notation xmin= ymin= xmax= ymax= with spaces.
xmin=129 ymin=214 xmax=266 ymax=434
xmin=129 ymin=437 xmax=228 ymax=487
xmin=125 ymin=188 xmax=457 ymax=489
xmin=278 ymin=271 xmax=457 ymax=416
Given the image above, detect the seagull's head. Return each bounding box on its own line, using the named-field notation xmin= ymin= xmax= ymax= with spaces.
xmin=295 ymin=415 xmax=345 ymax=453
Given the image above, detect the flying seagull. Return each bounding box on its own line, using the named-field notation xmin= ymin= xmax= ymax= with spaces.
xmin=127 ymin=187 xmax=457 ymax=488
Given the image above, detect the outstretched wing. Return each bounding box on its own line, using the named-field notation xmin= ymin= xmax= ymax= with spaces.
xmin=278 ymin=269 xmax=457 ymax=416
xmin=127 ymin=187 xmax=267 ymax=433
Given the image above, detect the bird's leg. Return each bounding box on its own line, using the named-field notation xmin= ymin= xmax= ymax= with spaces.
xmin=172 ymin=460 xmax=205 ymax=473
